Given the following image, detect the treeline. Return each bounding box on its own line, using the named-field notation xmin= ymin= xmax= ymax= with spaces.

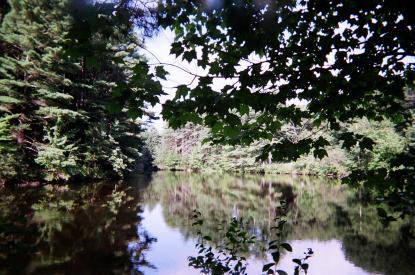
xmin=152 ymin=118 xmax=413 ymax=177
xmin=0 ymin=0 xmax=162 ymax=183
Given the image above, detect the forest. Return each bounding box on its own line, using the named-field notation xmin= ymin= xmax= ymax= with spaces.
xmin=153 ymin=119 xmax=410 ymax=177
xmin=0 ymin=0 xmax=414 ymax=274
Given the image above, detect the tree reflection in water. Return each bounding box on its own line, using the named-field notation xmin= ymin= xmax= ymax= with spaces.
xmin=0 ymin=181 xmax=155 ymax=274
xmin=139 ymin=172 xmax=415 ymax=275
xmin=1 ymin=172 xmax=414 ymax=275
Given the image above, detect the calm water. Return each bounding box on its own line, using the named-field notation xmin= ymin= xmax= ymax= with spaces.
xmin=1 ymin=172 xmax=414 ymax=274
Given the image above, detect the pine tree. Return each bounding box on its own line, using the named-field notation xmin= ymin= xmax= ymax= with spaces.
xmin=0 ymin=0 xmax=163 ymax=182
xmin=0 ymin=0 xmax=75 ymax=181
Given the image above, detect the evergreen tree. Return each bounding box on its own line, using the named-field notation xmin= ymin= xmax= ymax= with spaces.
xmin=0 ymin=0 xmax=74 ymax=181
xmin=0 ymin=0 xmax=163 ymax=182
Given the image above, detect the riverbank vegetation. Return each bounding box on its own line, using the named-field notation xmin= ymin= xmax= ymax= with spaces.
xmin=152 ymin=118 xmax=410 ymax=178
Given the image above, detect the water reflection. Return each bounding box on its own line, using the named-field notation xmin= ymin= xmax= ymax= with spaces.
xmin=0 ymin=172 xmax=414 ymax=274
xmin=0 ymin=181 xmax=155 ymax=274
xmin=138 ymin=172 xmax=415 ymax=275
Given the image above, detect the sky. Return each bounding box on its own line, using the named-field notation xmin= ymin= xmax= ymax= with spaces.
xmin=141 ymin=24 xmax=415 ymax=132
xmin=142 ymin=28 xmax=249 ymax=131
xmin=141 ymin=28 xmax=308 ymax=132
xmin=142 ymin=29 xmax=200 ymax=131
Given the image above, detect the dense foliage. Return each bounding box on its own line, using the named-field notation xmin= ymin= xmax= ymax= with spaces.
xmin=158 ymin=0 xmax=415 ymax=218
xmin=160 ymin=0 xmax=414 ymax=155
xmin=0 ymin=0 xmax=163 ymax=183
xmin=154 ymin=119 xmax=406 ymax=178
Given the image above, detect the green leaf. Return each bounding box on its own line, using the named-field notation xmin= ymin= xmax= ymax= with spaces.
xmin=127 ymin=107 xmax=142 ymax=119
xmin=212 ymin=122 xmax=223 ymax=133
xmin=155 ymin=66 xmax=168 ymax=80
xmin=276 ymin=270 xmax=288 ymax=275
xmin=170 ymin=41 xmax=184 ymax=56
xmin=313 ymin=118 xmax=321 ymax=127
xmin=313 ymin=148 xmax=328 ymax=159
xmin=340 ymin=132 xmax=358 ymax=149
xmin=269 ymin=244 xmax=279 ymax=250
xmin=183 ymin=50 xmax=197 ymax=62
xmin=226 ymin=114 xmax=241 ymax=126
xmin=292 ymin=259 xmax=302 ymax=265
xmin=239 ymin=104 xmax=249 ymax=116
xmin=262 ymin=263 xmax=275 ymax=272
xmin=271 ymin=251 xmax=280 ymax=264
xmin=280 ymin=243 xmax=292 ymax=252
xmin=175 ymin=85 xmax=190 ymax=99
xmin=223 ymin=126 xmax=240 ymax=138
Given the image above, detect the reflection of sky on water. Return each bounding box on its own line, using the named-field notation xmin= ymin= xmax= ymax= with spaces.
xmin=133 ymin=204 xmax=375 ymax=275
xmin=137 ymin=204 xmax=198 ymax=275
xmin=248 ymin=240 xmax=376 ymax=275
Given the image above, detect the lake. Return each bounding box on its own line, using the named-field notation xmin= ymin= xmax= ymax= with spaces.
xmin=1 ymin=172 xmax=414 ymax=274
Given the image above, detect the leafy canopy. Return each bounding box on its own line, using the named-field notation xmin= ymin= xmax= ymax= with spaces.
xmin=159 ymin=0 xmax=414 ymax=161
